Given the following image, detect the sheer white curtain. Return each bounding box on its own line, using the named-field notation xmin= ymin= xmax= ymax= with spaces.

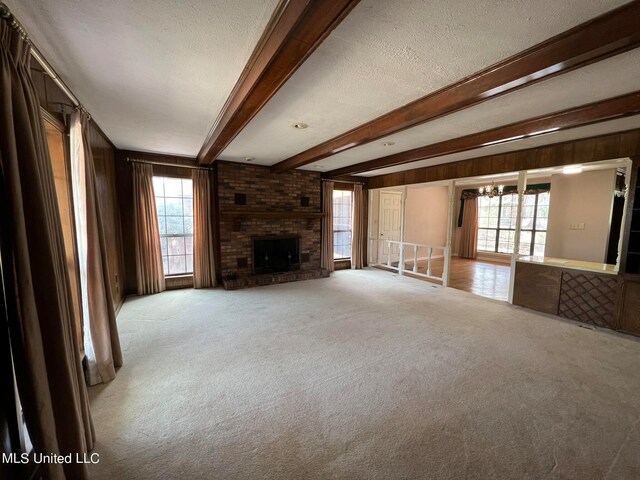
xmin=69 ymin=113 xmax=97 ymax=383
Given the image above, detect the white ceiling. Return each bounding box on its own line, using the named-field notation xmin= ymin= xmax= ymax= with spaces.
xmin=6 ymin=0 xmax=278 ymax=156
xmin=220 ymin=0 xmax=630 ymax=166
xmin=6 ymin=0 xmax=637 ymax=175
xmin=302 ymin=49 xmax=640 ymax=173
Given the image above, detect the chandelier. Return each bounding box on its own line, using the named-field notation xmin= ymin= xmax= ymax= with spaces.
xmin=478 ymin=181 xmax=504 ymax=198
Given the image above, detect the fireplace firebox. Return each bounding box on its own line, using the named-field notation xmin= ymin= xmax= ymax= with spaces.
xmin=252 ymin=235 xmax=301 ymax=274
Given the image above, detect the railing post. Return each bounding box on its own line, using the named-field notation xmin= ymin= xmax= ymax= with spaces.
xmin=614 ymin=158 xmax=633 ymax=272
xmin=443 ymin=179 xmax=456 ymax=287
xmin=413 ymin=245 xmax=418 ymax=273
xmin=427 ymin=247 xmax=432 ymax=277
xmin=442 ymin=247 xmax=449 ymax=284
xmin=387 ymin=241 xmax=392 ymax=268
xmin=398 ymin=242 xmax=404 ymax=275
xmin=508 ymin=171 xmax=528 ymax=303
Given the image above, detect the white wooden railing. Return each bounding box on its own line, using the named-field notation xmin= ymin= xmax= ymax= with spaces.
xmin=368 ymin=238 xmax=448 ymax=282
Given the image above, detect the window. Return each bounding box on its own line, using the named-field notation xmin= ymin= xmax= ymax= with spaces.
xmin=477 ymin=191 xmax=550 ymax=256
xmin=153 ymin=177 xmax=194 ymax=275
xmin=333 ymin=190 xmax=353 ymax=259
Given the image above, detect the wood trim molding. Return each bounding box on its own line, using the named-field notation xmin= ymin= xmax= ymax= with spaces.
xmin=325 ymin=91 xmax=640 ymax=177
xmin=198 ymin=0 xmax=360 ymax=165
xmin=40 ymin=107 xmax=65 ymax=132
xmin=365 ymin=128 xmax=640 ymax=189
xmin=271 ymin=1 xmax=640 ymax=173
xmin=220 ymin=211 xmax=325 ymax=219
xmin=91 ymin=120 xmax=117 ymax=150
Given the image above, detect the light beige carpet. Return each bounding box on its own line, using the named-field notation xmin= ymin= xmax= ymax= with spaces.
xmin=88 ymin=269 xmax=640 ymax=479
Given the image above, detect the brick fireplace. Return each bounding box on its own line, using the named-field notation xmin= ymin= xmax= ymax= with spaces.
xmin=216 ymin=161 xmax=328 ymax=289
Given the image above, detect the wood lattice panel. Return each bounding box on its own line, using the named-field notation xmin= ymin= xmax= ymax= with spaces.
xmin=558 ymin=271 xmax=620 ymax=328
xmin=620 ymin=281 xmax=640 ymax=335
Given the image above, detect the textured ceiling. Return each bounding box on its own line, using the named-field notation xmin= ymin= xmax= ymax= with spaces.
xmin=220 ymin=0 xmax=630 ymax=166
xmin=304 ymin=49 xmax=640 ymax=172
xmin=6 ymin=0 xmax=636 ymax=173
xmin=6 ymin=0 xmax=278 ymax=156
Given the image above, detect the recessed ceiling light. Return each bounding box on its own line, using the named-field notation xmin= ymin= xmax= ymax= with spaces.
xmin=563 ymin=166 xmax=582 ymax=174
xmin=382 ymin=141 xmax=395 ymax=146
xmin=293 ymin=123 xmax=308 ymax=129
xmin=245 ymin=156 xmax=254 ymax=162
xmin=313 ymin=165 xmax=323 ymax=169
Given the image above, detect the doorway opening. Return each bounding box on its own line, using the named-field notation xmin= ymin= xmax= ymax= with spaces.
xmin=367 ymin=157 xmax=632 ymax=304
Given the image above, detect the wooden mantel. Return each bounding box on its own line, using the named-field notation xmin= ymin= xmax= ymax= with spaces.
xmin=220 ymin=210 xmax=326 ymax=219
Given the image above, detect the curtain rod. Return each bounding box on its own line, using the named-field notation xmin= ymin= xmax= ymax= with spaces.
xmin=321 ymin=178 xmax=364 ymax=185
xmin=1 ymin=2 xmax=84 ymax=113
xmin=126 ymin=158 xmax=213 ymax=171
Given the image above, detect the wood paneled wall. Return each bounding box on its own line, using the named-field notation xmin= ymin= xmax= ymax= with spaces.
xmin=115 ymin=150 xmax=197 ymax=294
xmin=367 ymin=129 xmax=640 ymax=189
xmin=90 ymin=124 xmax=126 ymax=311
xmin=32 ymin=65 xmax=70 ymax=125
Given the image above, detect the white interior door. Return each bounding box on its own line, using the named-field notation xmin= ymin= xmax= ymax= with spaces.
xmin=379 ymin=191 xmax=403 ymax=263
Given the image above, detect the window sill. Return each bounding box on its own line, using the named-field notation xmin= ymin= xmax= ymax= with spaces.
xmin=165 ymin=274 xmax=194 ymax=290
xmin=334 ymin=259 xmax=351 ymax=270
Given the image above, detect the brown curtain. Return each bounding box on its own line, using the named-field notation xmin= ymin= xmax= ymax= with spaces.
xmin=459 ymin=196 xmax=478 ymax=259
xmin=132 ymin=163 xmax=165 ymax=294
xmin=351 ymin=184 xmax=364 ymax=269
xmin=0 ymin=17 xmax=94 ymax=480
xmin=321 ymin=180 xmax=335 ymax=272
xmin=192 ymin=169 xmax=216 ymax=288
xmin=71 ymin=110 xmax=123 ymax=384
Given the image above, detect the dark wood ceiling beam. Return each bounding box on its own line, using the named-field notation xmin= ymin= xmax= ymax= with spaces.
xmin=198 ymin=0 xmax=361 ymax=165
xmin=324 ymin=91 xmax=640 ymax=177
xmin=271 ymin=0 xmax=640 ymax=173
